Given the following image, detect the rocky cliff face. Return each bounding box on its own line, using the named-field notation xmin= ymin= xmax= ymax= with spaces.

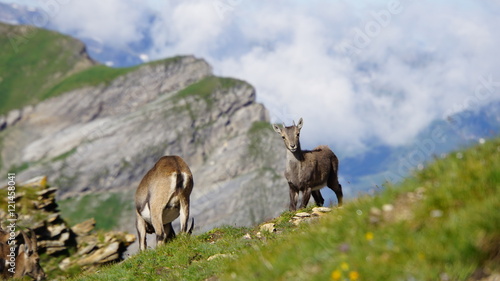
xmin=0 ymin=53 xmax=289 ymax=241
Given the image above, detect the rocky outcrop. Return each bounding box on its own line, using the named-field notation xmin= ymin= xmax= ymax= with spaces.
xmin=0 ymin=52 xmax=288 ymax=244
xmin=0 ymin=176 xmax=135 ymax=275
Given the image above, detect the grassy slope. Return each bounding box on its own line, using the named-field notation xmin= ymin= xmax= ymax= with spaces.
xmin=0 ymin=22 xmax=144 ymax=115
xmin=73 ymin=138 xmax=500 ymax=280
xmin=0 ymin=23 xmax=90 ymax=114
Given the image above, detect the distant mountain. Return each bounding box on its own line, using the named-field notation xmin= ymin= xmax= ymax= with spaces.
xmin=340 ymin=100 xmax=500 ymax=197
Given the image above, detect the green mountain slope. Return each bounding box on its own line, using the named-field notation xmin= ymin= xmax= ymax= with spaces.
xmin=73 ymin=138 xmax=500 ymax=280
xmin=0 ymin=22 xmax=97 ymax=114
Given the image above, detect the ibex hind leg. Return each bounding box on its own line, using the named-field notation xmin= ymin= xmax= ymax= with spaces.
xmin=179 ymin=173 xmax=193 ymax=233
xmin=327 ymin=175 xmax=343 ymax=207
xmin=311 ymin=190 xmax=324 ymax=207
xmin=135 ymin=210 xmax=148 ymax=251
xmin=151 ymin=190 xmax=175 ymax=247
xmin=179 ymin=197 xmax=190 ymax=233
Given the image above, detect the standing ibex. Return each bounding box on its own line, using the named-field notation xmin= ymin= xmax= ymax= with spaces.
xmin=273 ymin=118 xmax=343 ymax=211
xmin=0 ymin=227 xmax=46 ymax=280
xmin=135 ymin=155 xmax=194 ymax=251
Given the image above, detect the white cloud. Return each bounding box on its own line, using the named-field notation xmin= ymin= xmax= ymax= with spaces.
xmin=14 ymin=0 xmax=499 ymax=156
xmin=47 ymin=0 xmax=150 ymax=48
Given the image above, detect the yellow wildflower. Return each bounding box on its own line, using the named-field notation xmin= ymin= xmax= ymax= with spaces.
xmin=365 ymin=232 xmax=374 ymax=241
xmin=349 ymin=271 xmax=360 ymax=281
xmin=340 ymin=262 xmax=349 ymax=271
xmin=331 ymin=269 xmax=342 ymax=280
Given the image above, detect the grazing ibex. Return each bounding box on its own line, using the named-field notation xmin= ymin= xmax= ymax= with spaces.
xmin=273 ymin=118 xmax=343 ymax=211
xmin=135 ymin=155 xmax=194 ymax=251
xmin=0 ymin=227 xmax=46 ymax=280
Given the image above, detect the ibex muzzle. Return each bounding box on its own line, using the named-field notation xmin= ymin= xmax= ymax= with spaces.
xmin=273 ymin=118 xmax=343 ymax=211
xmin=135 ymin=156 xmax=194 ymax=251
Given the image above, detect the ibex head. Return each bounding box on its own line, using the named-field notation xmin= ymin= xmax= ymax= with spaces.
xmin=15 ymin=230 xmax=46 ymax=281
xmin=273 ymin=118 xmax=303 ymax=153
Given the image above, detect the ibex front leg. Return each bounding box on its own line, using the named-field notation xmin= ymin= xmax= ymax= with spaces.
xmin=300 ymin=187 xmax=312 ymax=209
xmin=288 ymin=182 xmax=299 ymax=211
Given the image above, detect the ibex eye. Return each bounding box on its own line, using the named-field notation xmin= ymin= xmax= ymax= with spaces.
xmin=282 ymin=136 xmax=285 ymax=139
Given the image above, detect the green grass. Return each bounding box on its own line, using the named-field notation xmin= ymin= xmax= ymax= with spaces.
xmin=59 ymin=192 xmax=134 ymax=230
xmin=40 ymin=64 xmax=138 ymax=99
xmin=51 ymin=147 xmax=78 ymax=162
xmin=174 ymin=76 xmax=246 ymax=106
xmin=0 ymin=23 xmax=94 ymax=114
xmin=73 ymin=137 xmax=500 ymax=281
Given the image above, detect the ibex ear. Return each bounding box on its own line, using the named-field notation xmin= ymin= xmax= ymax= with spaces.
xmin=272 ymin=124 xmax=282 ymax=134
xmin=297 ymin=118 xmax=303 ymax=130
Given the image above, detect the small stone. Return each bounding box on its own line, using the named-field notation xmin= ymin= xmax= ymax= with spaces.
xmin=124 ymin=234 xmax=136 ymax=246
xmin=71 ymin=218 xmax=96 ymax=236
xmin=59 ymin=232 xmax=70 ymax=243
xmin=104 ymin=232 xmax=117 ymax=243
xmin=311 ymin=211 xmax=324 ymax=217
xmin=77 ymin=242 xmax=120 ymax=266
xmin=370 ymin=207 xmax=382 ymax=217
xmin=260 ymin=223 xmax=276 ymax=233
xmin=59 ymin=258 xmax=72 ymax=271
xmin=256 ymin=232 xmax=262 ymax=238
xmin=38 ymin=240 xmax=65 ymax=248
xmin=382 ymin=204 xmax=394 ymax=212
xmin=369 ymin=216 xmax=380 ymax=225
xmin=47 ymin=224 xmax=66 ymax=238
xmin=77 ymin=241 xmax=97 ymax=256
xmin=36 ymin=187 xmax=58 ymax=197
xmin=312 ymin=207 xmax=332 ymax=213
xmin=430 ymin=210 xmax=443 ymax=218
xmin=242 ymin=233 xmax=252 ymax=240
xmin=98 ymin=253 xmax=120 ymax=264
xmin=295 ymin=212 xmax=311 ymax=218
xmin=46 ymin=213 xmax=62 ymax=224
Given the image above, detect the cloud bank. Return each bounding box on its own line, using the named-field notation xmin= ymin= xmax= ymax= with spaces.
xmin=10 ymin=0 xmax=500 ymax=156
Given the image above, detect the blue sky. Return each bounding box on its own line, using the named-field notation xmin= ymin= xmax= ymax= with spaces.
xmin=2 ymin=0 xmax=499 ymax=157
